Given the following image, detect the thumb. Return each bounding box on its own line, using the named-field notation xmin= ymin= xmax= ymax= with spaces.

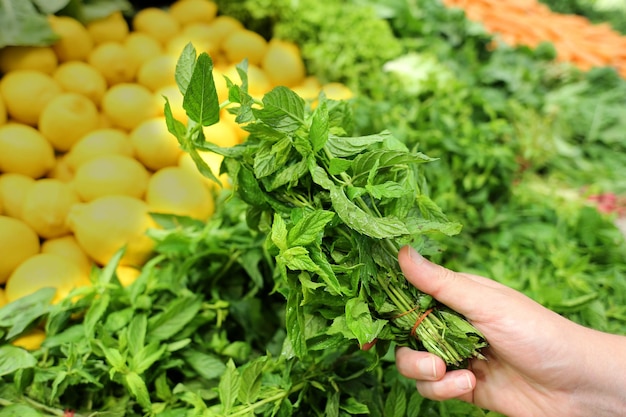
xmin=398 ymin=246 xmax=500 ymax=321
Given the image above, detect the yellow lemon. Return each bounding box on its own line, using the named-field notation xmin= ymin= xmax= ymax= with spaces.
xmin=145 ymin=166 xmax=214 ymax=221
xmin=86 ymin=11 xmax=130 ymax=44
xmin=0 ymin=215 xmax=40 ymax=284
xmin=67 ymin=195 xmax=156 ymax=267
xmin=0 ymin=173 xmax=36 ymax=218
xmin=124 ymin=32 xmax=163 ymax=67
xmin=222 ymin=29 xmax=268 ymax=66
xmin=41 ymin=234 xmax=94 ymax=276
xmin=203 ymin=119 xmax=240 ymax=148
xmin=177 ymin=150 xmax=229 ymax=190
xmin=73 ymin=154 xmax=150 ymax=201
xmin=38 ymin=92 xmax=101 ymax=152
xmin=21 ymin=178 xmax=80 ymax=239
xmin=11 ymin=329 xmax=47 ymax=351
xmin=0 ymin=70 xmax=62 ymax=125
xmin=101 ymin=83 xmax=159 ymax=131
xmin=165 ymin=32 xmax=217 ymax=58
xmin=169 ymin=0 xmax=218 ymax=26
xmin=48 ymin=15 xmax=94 ymax=62
xmin=0 ymin=94 xmax=6 ymax=126
xmin=5 ymin=253 xmax=91 ymax=304
xmin=52 ymin=61 xmax=108 ymax=107
xmin=293 ymin=76 xmax=322 ymax=101
xmin=87 ymin=42 xmax=137 ymax=86
xmin=0 ymin=46 xmax=58 ymax=74
xmin=132 ymin=8 xmax=181 ymax=45
xmin=322 ymin=82 xmax=353 ymax=101
xmin=194 ymin=16 xmax=244 ymax=45
xmin=0 ymin=123 xmax=56 ymax=178
xmin=129 ymin=117 xmax=182 ymax=170
xmin=115 ymin=265 xmax=141 ymax=287
xmin=65 ymin=128 xmax=134 ymax=172
xmin=212 ymin=67 xmax=229 ymax=103
xmin=262 ymin=39 xmax=306 ymax=88
xmin=47 ymin=154 xmax=74 ymax=183
xmin=136 ymin=54 xmax=177 ymax=92
xmin=155 ymin=84 xmax=186 ymax=121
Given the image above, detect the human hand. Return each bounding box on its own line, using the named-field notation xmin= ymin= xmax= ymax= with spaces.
xmin=395 ymin=245 xmax=626 ymax=417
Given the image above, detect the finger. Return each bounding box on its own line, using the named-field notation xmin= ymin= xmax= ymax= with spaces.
xmin=398 ymin=246 xmax=497 ymax=320
xmin=395 ymin=347 xmax=447 ymax=381
xmin=415 ymin=369 xmax=476 ymax=403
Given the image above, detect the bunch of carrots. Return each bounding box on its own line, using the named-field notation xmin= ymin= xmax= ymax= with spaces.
xmin=442 ymin=0 xmax=626 ymax=77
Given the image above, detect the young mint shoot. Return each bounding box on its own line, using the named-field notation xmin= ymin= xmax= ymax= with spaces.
xmin=165 ymin=44 xmax=488 ymax=368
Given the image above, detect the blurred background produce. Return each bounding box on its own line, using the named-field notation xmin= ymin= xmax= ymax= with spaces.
xmin=0 ymin=0 xmax=625 ymax=416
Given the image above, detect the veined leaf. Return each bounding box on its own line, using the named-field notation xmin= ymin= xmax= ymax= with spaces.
xmin=287 ymin=210 xmax=335 ymax=247
xmin=183 ymin=52 xmax=220 ymax=126
xmin=174 ymin=42 xmax=197 ymax=96
xmin=310 ymin=100 xmax=330 ymax=151
xmin=0 ymin=0 xmax=58 ymax=47
xmin=218 ymin=360 xmax=241 ymax=414
xmin=148 ymin=296 xmax=203 ymax=341
xmin=330 ymin=186 xmax=409 ymax=239
xmin=253 ymin=86 xmax=305 ymax=133
xmin=285 ymin=289 xmax=306 ymax=358
xmin=0 ymin=346 xmax=36 ymax=377
xmin=345 ymin=297 xmax=387 ymax=347
xmin=325 ymin=132 xmax=390 ymax=157
xmin=127 ymin=313 xmax=147 ymax=356
xmin=351 ymin=148 xmax=434 ymax=178
xmin=182 ymin=350 xmax=227 ymax=380
xmin=0 ymin=287 xmax=54 ymax=339
xmin=278 ymin=246 xmax=319 ymax=272
xmin=125 ymin=371 xmax=152 ymax=409
xmin=271 ymin=214 xmax=288 ymax=251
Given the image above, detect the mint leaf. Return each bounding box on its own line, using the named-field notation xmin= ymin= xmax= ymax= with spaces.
xmin=183 ymin=52 xmax=220 ymax=126
xmin=330 ymin=186 xmax=409 ymax=239
xmin=218 ymin=360 xmax=240 ymax=414
xmin=0 ymin=346 xmax=36 ymax=377
xmin=253 ymin=87 xmax=306 ymax=133
xmin=325 ymin=132 xmax=389 ymax=157
xmin=125 ymin=371 xmax=151 ymax=409
xmin=345 ymin=298 xmax=387 ymax=347
xmin=0 ymin=287 xmax=54 ymax=339
xmin=287 ymin=210 xmax=335 ymax=247
xmin=175 ymin=43 xmax=197 ymax=96
xmin=310 ymin=100 xmax=330 ymax=151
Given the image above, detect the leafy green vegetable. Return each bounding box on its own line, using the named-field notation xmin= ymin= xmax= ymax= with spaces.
xmin=166 ymin=47 xmax=487 ymax=369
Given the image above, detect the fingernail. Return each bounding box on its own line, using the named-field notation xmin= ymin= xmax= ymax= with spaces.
xmin=407 ymin=246 xmax=425 ymax=265
xmin=455 ymin=374 xmax=473 ymax=391
xmin=418 ymin=357 xmax=437 ymax=379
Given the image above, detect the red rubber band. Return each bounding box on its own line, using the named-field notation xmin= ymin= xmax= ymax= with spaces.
xmin=410 ymin=308 xmax=434 ymax=337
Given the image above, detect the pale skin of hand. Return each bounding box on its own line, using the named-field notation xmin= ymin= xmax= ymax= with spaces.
xmin=395 ymin=245 xmax=626 ymax=417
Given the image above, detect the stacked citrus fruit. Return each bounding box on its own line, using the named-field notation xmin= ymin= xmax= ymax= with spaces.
xmin=0 ymin=0 xmax=352 ymax=337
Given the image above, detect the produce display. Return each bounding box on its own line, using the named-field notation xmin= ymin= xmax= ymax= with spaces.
xmin=0 ymin=0 xmax=625 ymax=416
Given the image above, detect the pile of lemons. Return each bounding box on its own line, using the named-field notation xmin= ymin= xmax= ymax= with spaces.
xmin=0 ymin=0 xmax=353 ymax=329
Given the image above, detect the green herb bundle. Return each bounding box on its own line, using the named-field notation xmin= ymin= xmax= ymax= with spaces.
xmin=166 ymin=45 xmax=487 ymax=367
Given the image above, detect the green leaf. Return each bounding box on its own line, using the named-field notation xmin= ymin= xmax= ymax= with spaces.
xmin=330 ymin=186 xmax=409 ymax=239
xmin=325 ymin=391 xmax=340 ymax=417
xmin=253 ymin=87 xmax=305 ymax=133
xmin=132 ymin=342 xmax=167 ymax=375
xmin=351 ymin=148 xmax=434 ymax=178
xmin=84 ymin=292 xmax=111 ymax=338
xmin=183 ymin=52 xmax=220 ymax=126
xmin=175 ymin=42 xmax=197 ymax=96
xmin=0 ymin=287 xmax=54 ymax=339
xmin=285 ymin=289 xmax=306 ymax=358
xmin=238 ymin=357 xmax=266 ymax=404
xmin=0 ymin=346 xmax=36 ymax=377
xmin=271 ymin=214 xmax=288 ymax=251
xmin=127 ymin=313 xmax=147 ymax=356
xmin=324 ymin=132 xmax=389 ymax=157
xmin=98 ymin=343 xmax=127 ymax=373
xmin=0 ymin=1 xmax=59 ymax=47
xmin=310 ymin=100 xmax=330 ymax=152
xmin=125 ymin=371 xmax=152 ymax=409
xmin=0 ymin=404 xmax=43 ymax=417
xmin=237 ymin=165 xmax=267 ymax=206
xmin=218 ymin=360 xmax=240 ymax=414
xmin=164 ymin=98 xmax=187 ymax=141
xmin=384 ymin=380 xmax=407 ymax=417
xmin=278 ymin=247 xmax=319 ymax=272
xmin=181 ymin=350 xmax=227 ymax=380
xmin=345 ymin=297 xmax=387 ymax=347
xmin=254 ymin=138 xmax=292 ymax=179
xmin=287 ymin=210 xmax=335 ymax=247
xmin=148 ymin=296 xmax=203 ymax=342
